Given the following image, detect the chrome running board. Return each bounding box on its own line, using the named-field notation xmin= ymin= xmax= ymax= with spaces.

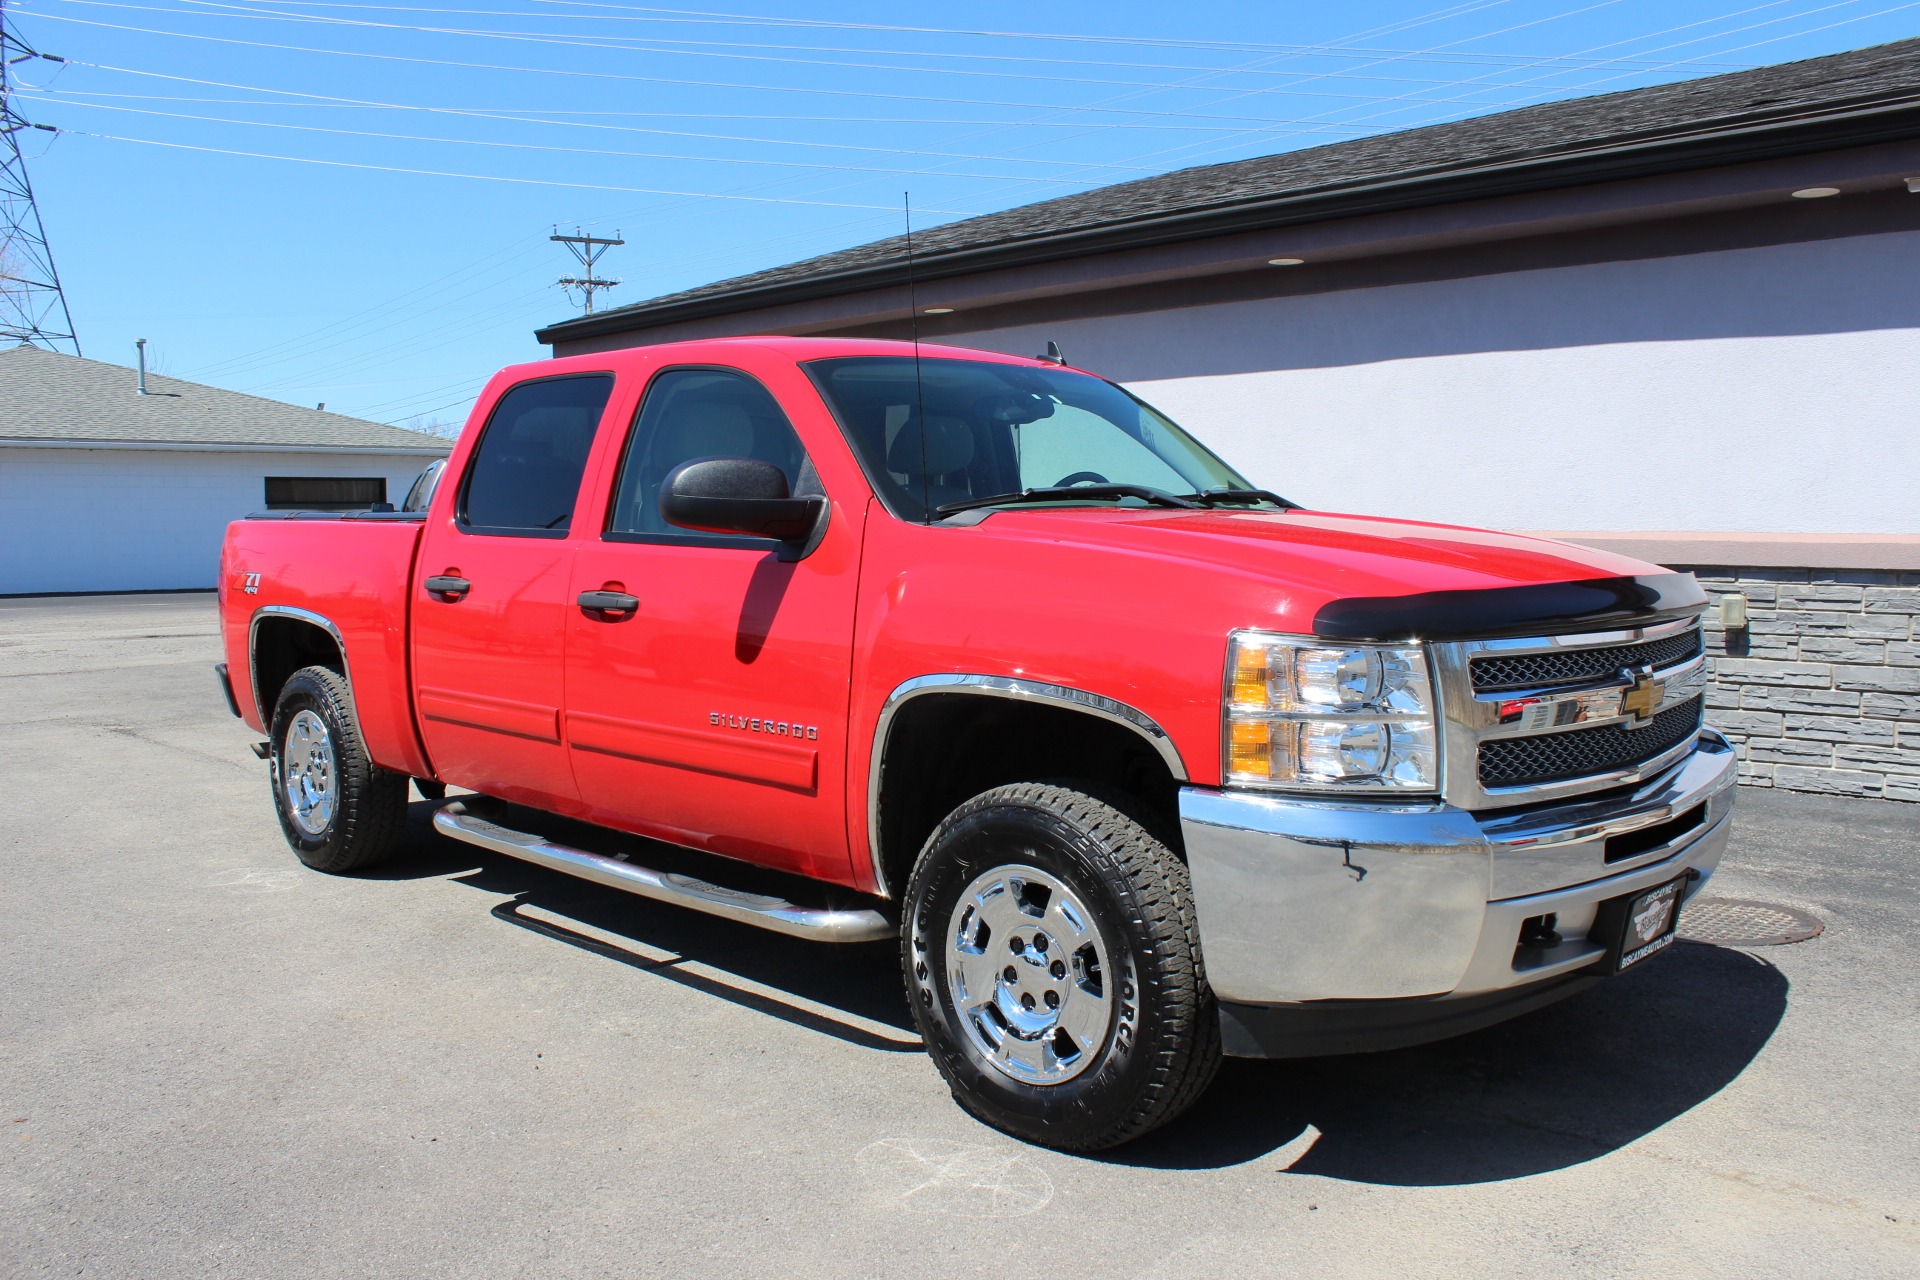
xmin=433 ymin=801 xmax=895 ymax=943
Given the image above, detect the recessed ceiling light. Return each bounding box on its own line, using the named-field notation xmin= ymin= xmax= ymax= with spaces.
xmin=1791 ymin=187 xmax=1840 ymax=199
xmin=1267 ymin=257 xmax=1306 ymax=266
xmin=923 ymin=306 xmax=954 ymax=314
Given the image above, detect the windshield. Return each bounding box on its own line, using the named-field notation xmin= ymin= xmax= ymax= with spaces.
xmin=805 ymin=356 xmax=1252 ymax=521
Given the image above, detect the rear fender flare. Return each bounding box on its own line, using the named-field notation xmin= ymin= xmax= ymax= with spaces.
xmin=249 ymin=605 xmax=352 ymax=722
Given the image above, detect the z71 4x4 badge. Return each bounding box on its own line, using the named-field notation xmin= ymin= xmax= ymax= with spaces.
xmin=711 ymin=712 xmax=818 ymax=740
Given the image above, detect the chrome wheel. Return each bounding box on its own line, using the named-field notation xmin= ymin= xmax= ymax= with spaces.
xmin=946 ymin=864 xmax=1113 ymax=1085
xmin=281 ymin=709 xmax=336 ymax=836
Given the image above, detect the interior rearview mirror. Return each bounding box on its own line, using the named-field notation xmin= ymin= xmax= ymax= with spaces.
xmin=661 ymin=457 xmax=826 ymax=544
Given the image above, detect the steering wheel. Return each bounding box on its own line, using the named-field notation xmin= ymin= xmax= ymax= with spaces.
xmin=1052 ymin=470 xmax=1110 ymax=488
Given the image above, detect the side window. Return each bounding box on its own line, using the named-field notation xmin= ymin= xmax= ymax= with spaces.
xmin=607 ymin=368 xmax=818 ymax=544
xmin=458 ymin=375 xmax=614 ymax=536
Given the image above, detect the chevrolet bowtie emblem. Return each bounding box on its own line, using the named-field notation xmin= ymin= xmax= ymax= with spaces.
xmin=1619 ymin=671 xmax=1664 ymax=724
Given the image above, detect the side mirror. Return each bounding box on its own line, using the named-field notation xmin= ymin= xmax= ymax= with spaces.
xmin=402 ymin=458 xmax=446 ymax=513
xmin=661 ymin=457 xmax=825 ymax=543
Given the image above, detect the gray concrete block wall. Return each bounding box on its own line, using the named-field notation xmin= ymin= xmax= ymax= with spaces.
xmin=1684 ymin=567 xmax=1920 ymax=803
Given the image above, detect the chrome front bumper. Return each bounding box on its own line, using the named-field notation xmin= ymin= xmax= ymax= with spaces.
xmin=1180 ymin=733 xmax=1737 ymax=1027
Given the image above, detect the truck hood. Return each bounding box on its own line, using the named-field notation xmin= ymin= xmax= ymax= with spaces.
xmin=973 ymin=507 xmax=1705 ymax=641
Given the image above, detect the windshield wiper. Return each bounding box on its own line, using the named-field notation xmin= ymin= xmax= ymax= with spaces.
xmin=935 ymin=484 xmax=1201 ymax=518
xmin=1182 ymin=487 xmax=1299 ymax=510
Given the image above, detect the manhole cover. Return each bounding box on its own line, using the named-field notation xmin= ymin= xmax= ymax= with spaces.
xmin=1678 ymin=897 xmax=1824 ymax=947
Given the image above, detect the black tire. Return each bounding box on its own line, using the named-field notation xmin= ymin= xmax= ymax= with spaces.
xmin=902 ymin=782 xmax=1220 ymax=1151
xmin=269 ymin=665 xmax=407 ymax=873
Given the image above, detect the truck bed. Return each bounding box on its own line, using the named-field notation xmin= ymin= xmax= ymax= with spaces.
xmin=219 ymin=512 xmax=432 ymax=779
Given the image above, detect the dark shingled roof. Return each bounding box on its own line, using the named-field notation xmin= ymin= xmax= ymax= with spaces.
xmin=0 ymin=344 xmax=451 ymax=451
xmin=539 ymin=37 xmax=1920 ymax=344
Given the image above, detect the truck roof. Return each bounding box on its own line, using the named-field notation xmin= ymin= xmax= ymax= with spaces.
xmin=499 ymin=335 xmax=1062 ymax=386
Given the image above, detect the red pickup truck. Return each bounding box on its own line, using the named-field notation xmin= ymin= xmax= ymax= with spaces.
xmin=216 ymin=336 xmax=1734 ymax=1150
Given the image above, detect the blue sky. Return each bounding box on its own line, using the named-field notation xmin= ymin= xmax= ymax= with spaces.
xmin=7 ymin=0 xmax=1918 ymax=432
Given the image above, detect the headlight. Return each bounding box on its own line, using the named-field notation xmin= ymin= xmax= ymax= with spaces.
xmin=1225 ymin=631 xmax=1439 ymax=792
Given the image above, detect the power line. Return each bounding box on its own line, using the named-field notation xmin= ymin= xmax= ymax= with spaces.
xmin=21 ymin=94 xmax=1157 ymax=183
xmin=83 ymin=0 xmax=1701 ymax=97
xmin=9 ymin=87 xmax=1406 ymax=134
xmin=46 ymin=125 xmax=983 ymax=210
xmin=1150 ymin=0 xmax=1914 ymax=172
xmin=984 ymin=0 xmax=1847 ymax=190
xmin=838 ymin=0 xmax=1542 ymax=215
xmin=0 ymin=0 xmax=79 ymax=353
xmin=192 ymin=247 xmax=552 ymax=379
xmin=1074 ymin=0 xmax=1650 ymax=175
xmin=18 ymin=65 xmax=1411 ymax=147
xmin=16 ymin=9 xmax=1568 ymax=120
xmin=383 ymin=393 xmax=476 ymax=426
xmin=197 ymin=0 xmax=1764 ymax=69
xmin=549 ymin=2 xmax=1562 ymax=259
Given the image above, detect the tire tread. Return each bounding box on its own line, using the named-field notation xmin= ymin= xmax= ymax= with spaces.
xmin=272 ymin=665 xmax=407 ymax=873
xmin=905 ymin=781 xmax=1220 ymax=1151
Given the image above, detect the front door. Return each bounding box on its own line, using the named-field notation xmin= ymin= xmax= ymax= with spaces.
xmin=563 ymin=366 xmax=862 ymax=882
xmin=413 ymin=372 xmax=616 ymax=813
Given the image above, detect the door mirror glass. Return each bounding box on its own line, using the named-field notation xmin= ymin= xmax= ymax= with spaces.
xmin=402 ymin=458 xmax=446 ymax=513
xmin=662 ymin=458 xmax=824 ymax=542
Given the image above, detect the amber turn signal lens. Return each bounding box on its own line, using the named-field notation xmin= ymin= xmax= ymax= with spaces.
xmin=1229 ymin=719 xmax=1274 ymax=780
xmin=1231 ymin=644 xmax=1271 ymax=707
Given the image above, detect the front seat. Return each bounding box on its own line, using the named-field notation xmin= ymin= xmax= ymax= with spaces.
xmin=886 ymin=415 xmax=976 ymax=514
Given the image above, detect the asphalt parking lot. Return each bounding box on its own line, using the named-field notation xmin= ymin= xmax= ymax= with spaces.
xmin=3 ymin=592 xmax=1917 ymax=1278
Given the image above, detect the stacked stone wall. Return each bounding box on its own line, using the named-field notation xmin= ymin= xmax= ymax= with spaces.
xmin=1682 ymin=567 xmax=1920 ymax=802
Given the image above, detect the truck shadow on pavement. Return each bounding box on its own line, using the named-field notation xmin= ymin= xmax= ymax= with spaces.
xmin=1108 ymin=940 xmax=1788 ymax=1181
xmin=378 ymin=801 xmax=1788 ymax=1184
xmin=379 ymin=801 xmax=921 ymax=1053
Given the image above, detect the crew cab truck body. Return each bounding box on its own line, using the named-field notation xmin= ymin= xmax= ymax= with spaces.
xmin=216 ymin=336 xmax=1734 ymax=1150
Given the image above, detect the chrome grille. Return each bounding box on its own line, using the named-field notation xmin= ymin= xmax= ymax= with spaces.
xmin=1478 ymin=696 xmax=1703 ymax=788
xmin=1470 ymin=629 xmax=1701 ymax=692
xmin=1431 ymin=615 xmax=1708 ymax=809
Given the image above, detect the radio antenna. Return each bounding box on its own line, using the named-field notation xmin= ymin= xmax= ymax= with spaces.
xmin=903 ymin=192 xmax=932 ymax=524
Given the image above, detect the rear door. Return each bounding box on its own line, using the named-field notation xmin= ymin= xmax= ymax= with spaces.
xmin=562 ymin=365 xmax=862 ymax=881
xmin=413 ymin=373 xmax=616 ymax=813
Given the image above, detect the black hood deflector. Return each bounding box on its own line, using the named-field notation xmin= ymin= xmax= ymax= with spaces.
xmin=1312 ymin=573 xmax=1707 ymax=643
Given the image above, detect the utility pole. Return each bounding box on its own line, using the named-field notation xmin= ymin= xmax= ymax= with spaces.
xmin=551 ymin=227 xmax=622 ymax=315
xmin=0 ymin=0 xmax=79 ymax=353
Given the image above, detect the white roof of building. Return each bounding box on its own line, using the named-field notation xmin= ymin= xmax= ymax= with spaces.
xmin=0 ymin=344 xmax=452 ymax=453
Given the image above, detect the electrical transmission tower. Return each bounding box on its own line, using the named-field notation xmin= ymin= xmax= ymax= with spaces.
xmin=552 ymin=227 xmax=622 ymax=315
xmin=1 ymin=0 xmax=79 ymax=353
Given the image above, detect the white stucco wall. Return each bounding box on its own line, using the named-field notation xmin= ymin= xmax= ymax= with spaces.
xmin=944 ymin=229 xmax=1920 ymax=535
xmin=0 ymin=448 xmax=443 ymax=594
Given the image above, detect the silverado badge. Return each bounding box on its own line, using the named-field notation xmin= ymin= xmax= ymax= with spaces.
xmin=1618 ymin=671 xmax=1663 ymax=726
xmin=711 ymin=712 xmax=818 ymax=741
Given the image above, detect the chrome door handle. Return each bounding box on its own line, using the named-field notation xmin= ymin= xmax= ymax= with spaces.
xmin=577 ymin=589 xmax=639 ymax=615
xmin=424 ymin=575 xmax=471 ymax=599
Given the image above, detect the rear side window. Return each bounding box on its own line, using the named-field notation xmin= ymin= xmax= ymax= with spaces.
xmin=605 ymin=367 xmax=818 ymax=545
xmin=458 ymin=375 xmax=614 ymax=536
